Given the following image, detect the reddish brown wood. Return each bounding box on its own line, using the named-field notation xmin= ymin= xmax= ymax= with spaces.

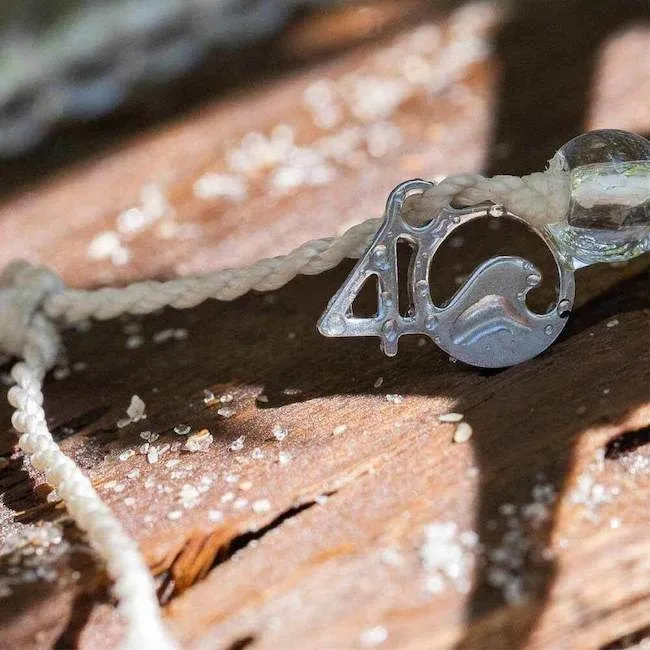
xmin=0 ymin=3 xmax=649 ymax=650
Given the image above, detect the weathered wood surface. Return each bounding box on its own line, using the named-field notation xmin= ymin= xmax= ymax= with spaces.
xmin=0 ymin=2 xmax=649 ymax=650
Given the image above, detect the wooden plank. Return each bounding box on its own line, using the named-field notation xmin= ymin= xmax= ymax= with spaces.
xmin=1 ymin=259 xmax=648 ymax=650
xmin=0 ymin=3 xmax=649 ymax=650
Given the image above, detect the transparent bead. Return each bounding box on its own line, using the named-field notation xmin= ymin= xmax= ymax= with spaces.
xmin=546 ymin=129 xmax=650 ymax=268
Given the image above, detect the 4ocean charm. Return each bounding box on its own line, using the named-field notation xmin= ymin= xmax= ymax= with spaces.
xmin=318 ymin=129 xmax=650 ymax=368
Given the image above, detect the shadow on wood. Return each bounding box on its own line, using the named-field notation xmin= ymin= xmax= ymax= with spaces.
xmin=485 ymin=0 xmax=649 ymax=175
xmin=2 ymin=249 xmax=646 ymax=648
xmin=467 ymin=0 xmax=650 ymax=646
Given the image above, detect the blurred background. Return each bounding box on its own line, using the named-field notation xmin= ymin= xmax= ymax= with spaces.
xmin=0 ymin=0 xmax=648 ymax=286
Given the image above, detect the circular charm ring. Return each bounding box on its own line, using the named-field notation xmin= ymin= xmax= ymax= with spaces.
xmin=318 ymin=179 xmax=576 ymax=368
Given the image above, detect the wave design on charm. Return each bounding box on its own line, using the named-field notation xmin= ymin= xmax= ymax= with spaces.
xmin=431 ymin=256 xmax=571 ymax=368
xmin=450 ymin=294 xmax=533 ymax=346
xmin=445 ymin=256 xmax=538 ymax=347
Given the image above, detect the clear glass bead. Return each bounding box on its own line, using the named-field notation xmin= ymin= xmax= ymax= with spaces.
xmin=545 ymin=129 xmax=650 ymax=268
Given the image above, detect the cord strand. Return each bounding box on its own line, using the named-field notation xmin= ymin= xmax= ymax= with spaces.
xmin=9 ymin=320 xmax=177 ymax=650
xmin=43 ymin=168 xmax=570 ymax=324
xmin=44 ymin=217 xmax=382 ymax=323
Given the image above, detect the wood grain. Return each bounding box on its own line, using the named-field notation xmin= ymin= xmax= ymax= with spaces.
xmin=0 ymin=2 xmax=648 ymax=650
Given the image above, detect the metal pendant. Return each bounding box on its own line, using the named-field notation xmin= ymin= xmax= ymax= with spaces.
xmin=318 ymin=179 xmax=576 ymax=368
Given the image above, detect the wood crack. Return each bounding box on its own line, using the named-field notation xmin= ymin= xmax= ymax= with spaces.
xmin=605 ymin=425 xmax=650 ymax=460
xmin=158 ymin=491 xmax=338 ymax=604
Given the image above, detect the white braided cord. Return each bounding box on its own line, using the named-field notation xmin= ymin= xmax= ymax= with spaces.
xmin=44 ymin=217 xmax=382 ymax=323
xmin=44 ymin=169 xmax=569 ymax=324
xmin=1 ymin=168 xmax=570 ymax=646
xmin=1 ymin=264 xmax=177 ymax=649
xmin=405 ymin=169 xmax=570 ymax=225
xmin=8 ymin=323 xmax=177 ymax=650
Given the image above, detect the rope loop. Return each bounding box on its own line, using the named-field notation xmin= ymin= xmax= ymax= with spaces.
xmin=0 ymin=260 xmax=63 ymax=368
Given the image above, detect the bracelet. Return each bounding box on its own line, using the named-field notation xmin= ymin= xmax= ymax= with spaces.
xmin=1 ymin=128 xmax=648 ymax=648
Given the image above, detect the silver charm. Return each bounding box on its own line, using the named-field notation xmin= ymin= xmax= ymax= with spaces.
xmin=318 ymin=179 xmax=576 ymax=368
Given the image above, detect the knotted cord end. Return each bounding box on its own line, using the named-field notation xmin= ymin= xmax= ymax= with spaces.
xmin=0 ymin=260 xmax=64 ymax=370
